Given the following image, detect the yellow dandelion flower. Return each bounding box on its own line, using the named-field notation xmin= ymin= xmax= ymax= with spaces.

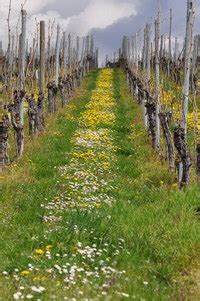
xmin=21 ymin=270 xmax=31 ymax=276
xmin=35 ymin=249 xmax=45 ymax=256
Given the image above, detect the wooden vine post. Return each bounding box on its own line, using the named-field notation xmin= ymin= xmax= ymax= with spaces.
xmin=145 ymin=24 xmax=151 ymax=128
xmin=55 ymin=25 xmax=60 ymax=85
xmin=155 ymin=14 xmax=160 ymax=149
xmin=19 ymin=9 xmax=26 ymax=125
xmin=38 ymin=20 xmax=45 ymax=132
xmin=5 ymin=0 xmax=12 ymax=89
xmin=168 ymin=8 xmax=173 ymax=76
xmin=11 ymin=9 xmax=27 ymax=159
xmin=63 ymin=32 xmax=67 ymax=72
xmin=182 ymin=0 xmax=195 ymax=134
xmin=174 ymin=37 xmax=179 ymax=63
xmin=174 ymin=0 xmax=195 ymax=187
xmin=39 ymin=21 xmax=45 ymax=94
xmin=68 ymin=34 xmax=71 ymax=73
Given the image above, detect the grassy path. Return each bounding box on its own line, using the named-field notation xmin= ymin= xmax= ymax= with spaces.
xmin=0 ymin=69 xmax=199 ymax=300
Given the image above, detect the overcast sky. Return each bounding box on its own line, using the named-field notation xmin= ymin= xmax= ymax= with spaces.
xmin=0 ymin=0 xmax=199 ymax=62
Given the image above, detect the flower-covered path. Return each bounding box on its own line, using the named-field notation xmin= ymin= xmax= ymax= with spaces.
xmin=1 ymin=69 xmax=199 ymax=301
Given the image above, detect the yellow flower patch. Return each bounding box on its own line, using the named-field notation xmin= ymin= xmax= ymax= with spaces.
xmin=21 ymin=270 xmax=31 ymax=276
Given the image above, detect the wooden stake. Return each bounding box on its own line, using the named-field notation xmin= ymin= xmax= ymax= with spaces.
xmin=55 ymin=24 xmax=60 ymax=85
xmin=182 ymin=0 xmax=195 ymax=135
xmin=19 ymin=9 xmax=26 ymax=125
xmin=169 ymin=9 xmax=173 ymax=60
xmin=155 ymin=15 xmax=160 ymax=149
xmin=39 ymin=21 xmax=45 ymax=94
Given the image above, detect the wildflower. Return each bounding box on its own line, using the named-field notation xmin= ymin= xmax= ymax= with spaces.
xmin=20 ymin=270 xmax=31 ymax=276
xmin=35 ymin=249 xmax=45 ymax=256
xmin=31 ymin=286 xmax=46 ymax=293
xmin=121 ymin=293 xmax=130 ymax=298
xmin=102 ymin=292 xmax=107 ymax=296
xmin=13 ymin=292 xmax=22 ymax=300
xmin=26 ymin=294 xmax=34 ymax=299
xmin=46 ymin=245 xmax=53 ymax=251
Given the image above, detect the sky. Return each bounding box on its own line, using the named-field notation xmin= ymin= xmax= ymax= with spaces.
xmin=0 ymin=0 xmax=199 ymax=63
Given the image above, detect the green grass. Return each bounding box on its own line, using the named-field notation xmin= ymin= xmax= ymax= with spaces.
xmin=111 ymin=69 xmax=200 ymax=300
xmin=0 ymin=69 xmax=199 ymax=300
xmin=0 ymin=69 xmax=99 ymax=291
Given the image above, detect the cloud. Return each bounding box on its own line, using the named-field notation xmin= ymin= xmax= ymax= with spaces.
xmin=65 ymin=0 xmax=137 ymax=35
xmin=0 ymin=0 xmax=137 ymax=52
xmin=30 ymin=0 xmax=137 ymax=39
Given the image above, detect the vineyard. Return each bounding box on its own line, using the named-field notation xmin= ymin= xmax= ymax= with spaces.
xmin=0 ymin=0 xmax=200 ymax=300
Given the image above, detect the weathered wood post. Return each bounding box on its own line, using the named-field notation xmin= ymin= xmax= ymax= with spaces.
xmin=160 ymin=35 xmax=163 ymax=61
xmin=10 ymin=35 xmax=15 ymax=76
xmin=68 ymin=33 xmax=72 ymax=73
xmin=182 ymin=0 xmax=195 ymax=135
xmin=168 ymin=8 xmax=173 ymax=76
xmin=174 ymin=0 xmax=195 ymax=187
xmin=55 ymin=25 xmax=60 ymax=86
xmin=63 ymin=32 xmax=67 ymax=72
xmin=47 ymin=21 xmax=51 ymax=78
xmin=38 ymin=20 xmax=45 ymax=132
xmin=191 ymin=35 xmax=198 ymax=91
xmin=174 ymin=37 xmax=179 ymax=63
xmin=155 ymin=15 xmax=161 ymax=149
xmin=39 ymin=21 xmax=45 ymax=94
xmin=142 ymin=28 xmax=146 ymax=71
xmin=95 ymin=48 xmax=99 ymax=68
xmin=86 ymin=35 xmax=90 ymax=72
xmin=5 ymin=0 xmax=12 ymax=89
xmin=12 ymin=9 xmax=26 ymax=159
xmin=81 ymin=36 xmax=85 ymax=68
xmin=19 ymin=9 xmax=27 ymax=125
xmin=143 ymin=24 xmax=151 ymax=128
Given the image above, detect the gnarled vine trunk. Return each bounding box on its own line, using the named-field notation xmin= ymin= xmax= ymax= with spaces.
xmin=0 ymin=114 xmax=10 ymax=167
xmin=145 ymin=98 xmax=157 ymax=149
xmin=159 ymin=112 xmax=175 ymax=170
xmin=174 ymin=125 xmax=191 ymax=188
